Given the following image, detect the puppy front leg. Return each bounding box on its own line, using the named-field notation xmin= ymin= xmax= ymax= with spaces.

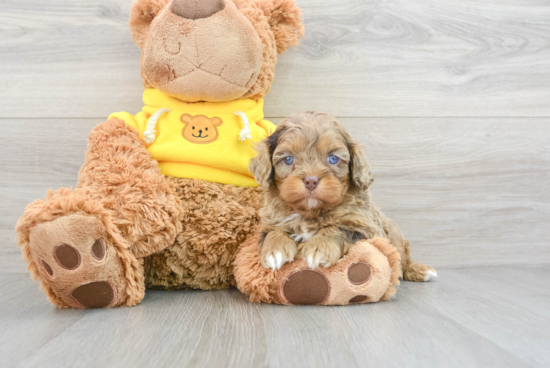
xmin=300 ymin=227 xmax=346 ymax=269
xmin=260 ymin=230 xmax=298 ymax=270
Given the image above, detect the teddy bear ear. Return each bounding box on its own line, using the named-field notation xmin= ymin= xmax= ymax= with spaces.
xmin=258 ymin=0 xmax=305 ymax=54
xmin=129 ymin=0 xmax=171 ymax=49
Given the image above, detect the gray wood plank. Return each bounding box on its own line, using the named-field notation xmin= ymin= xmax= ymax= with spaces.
xmin=1 ymin=117 xmax=549 ymax=272
xmin=0 ymin=274 xmax=88 ymax=367
xmin=409 ymin=266 xmax=550 ymax=367
xmin=3 ymin=267 xmax=548 ymax=368
xmin=1 ymin=0 xmax=550 ymax=118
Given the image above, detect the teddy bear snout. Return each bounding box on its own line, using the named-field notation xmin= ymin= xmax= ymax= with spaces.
xmin=171 ymin=0 xmax=226 ymax=20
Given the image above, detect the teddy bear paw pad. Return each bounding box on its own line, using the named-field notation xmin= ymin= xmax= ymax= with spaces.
xmin=54 ymin=244 xmax=82 ymax=270
xmin=347 ymin=262 xmax=372 ymax=285
xmin=282 ymin=269 xmax=330 ymax=305
xmin=72 ymin=282 xmax=115 ymax=308
xmin=41 ymin=260 xmax=54 ymax=277
xmin=349 ymin=295 xmax=369 ymax=303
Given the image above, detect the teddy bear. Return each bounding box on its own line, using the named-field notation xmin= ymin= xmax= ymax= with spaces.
xmin=16 ymin=0 xmax=403 ymax=308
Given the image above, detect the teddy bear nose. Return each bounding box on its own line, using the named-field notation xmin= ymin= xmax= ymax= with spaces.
xmin=303 ymin=176 xmax=319 ymax=191
xmin=171 ymin=0 xmax=226 ymax=20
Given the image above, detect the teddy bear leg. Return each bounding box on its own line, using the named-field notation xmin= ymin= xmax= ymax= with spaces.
xmin=16 ymin=119 xmax=182 ymax=308
xmin=234 ymin=232 xmax=402 ymax=305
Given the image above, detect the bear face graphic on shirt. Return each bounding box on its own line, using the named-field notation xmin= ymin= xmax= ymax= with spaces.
xmin=180 ymin=114 xmax=223 ymax=144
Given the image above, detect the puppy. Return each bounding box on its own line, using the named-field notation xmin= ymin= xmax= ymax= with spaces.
xmin=249 ymin=112 xmax=437 ymax=282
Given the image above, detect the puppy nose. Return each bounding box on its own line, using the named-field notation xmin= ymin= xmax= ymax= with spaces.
xmin=171 ymin=0 xmax=226 ymax=20
xmin=303 ymin=176 xmax=319 ymax=191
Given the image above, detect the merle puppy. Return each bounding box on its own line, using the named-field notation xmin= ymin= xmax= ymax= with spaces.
xmin=249 ymin=112 xmax=437 ymax=282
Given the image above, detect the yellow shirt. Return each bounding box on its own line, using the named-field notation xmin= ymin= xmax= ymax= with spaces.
xmin=109 ymin=88 xmax=275 ymax=187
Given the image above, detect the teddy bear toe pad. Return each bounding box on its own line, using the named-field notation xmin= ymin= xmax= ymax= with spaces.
xmin=347 ymin=262 xmax=372 ymax=285
xmin=28 ymin=215 xmax=126 ymax=308
xmin=349 ymin=295 xmax=369 ymax=303
xmin=282 ymin=270 xmax=330 ymax=305
xmin=72 ymin=281 xmax=115 ymax=308
xmin=54 ymin=244 xmax=82 ymax=270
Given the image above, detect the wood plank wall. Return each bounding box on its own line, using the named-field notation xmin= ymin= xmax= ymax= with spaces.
xmin=1 ymin=0 xmax=549 ymax=272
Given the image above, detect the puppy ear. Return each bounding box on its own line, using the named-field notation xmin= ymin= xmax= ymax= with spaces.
xmin=180 ymin=114 xmax=193 ymax=125
xmin=258 ymin=0 xmax=305 ymax=54
xmin=250 ymin=129 xmax=282 ymax=189
xmin=348 ymin=141 xmax=374 ymax=191
xmin=129 ymin=0 xmax=171 ymax=49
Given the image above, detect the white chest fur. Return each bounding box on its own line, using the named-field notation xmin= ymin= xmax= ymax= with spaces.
xmin=286 ymin=215 xmax=318 ymax=243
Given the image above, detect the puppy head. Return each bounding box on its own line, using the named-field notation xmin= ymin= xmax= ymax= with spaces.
xmin=250 ymin=112 xmax=373 ymax=212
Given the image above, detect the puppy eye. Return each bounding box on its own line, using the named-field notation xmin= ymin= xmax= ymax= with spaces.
xmin=328 ymin=155 xmax=340 ymax=164
xmin=283 ymin=156 xmax=294 ymax=165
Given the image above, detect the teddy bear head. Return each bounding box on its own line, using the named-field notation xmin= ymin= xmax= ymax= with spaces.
xmin=129 ymin=0 xmax=304 ymax=103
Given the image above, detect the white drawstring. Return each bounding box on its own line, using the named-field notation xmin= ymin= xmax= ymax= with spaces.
xmin=143 ymin=108 xmax=171 ymax=144
xmin=234 ymin=111 xmax=252 ymax=142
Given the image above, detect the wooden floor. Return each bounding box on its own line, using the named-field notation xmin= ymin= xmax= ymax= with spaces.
xmin=1 ymin=266 xmax=549 ymax=368
xmin=1 ymin=0 xmax=550 ymax=367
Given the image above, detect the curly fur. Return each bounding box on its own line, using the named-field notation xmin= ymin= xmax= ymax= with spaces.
xmin=144 ymin=179 xmax=263 ymax=290
xmin=249 ymin=112 xmax=436 ymax=280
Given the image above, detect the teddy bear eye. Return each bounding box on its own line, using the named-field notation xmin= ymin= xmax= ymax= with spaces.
xmin=283 ymin=156 xmax=294 ymax=165
xmin=192 ymin=126 xmax=195 ymax=130
xmin=328 ymin=155 xmax=339 ymax=164
xmin=205 ymin=127 xmax=208 ymax=131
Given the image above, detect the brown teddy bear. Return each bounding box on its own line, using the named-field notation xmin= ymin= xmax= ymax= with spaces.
xmin=15 ymin=0 xmax=407 ymax=308
xmin=16 ymin=0 xmax=304 ymax=308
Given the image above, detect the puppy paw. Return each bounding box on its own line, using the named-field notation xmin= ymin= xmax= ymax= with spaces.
xmin=261 ymin=233 xmax=298 ymax=271
xmin=403 ymin=261 xmax=438 ymax=282
xmin=300 ymin=239 xmax=341 ymax=269
xmin=423 ymin=269 xmax=438 ymax=281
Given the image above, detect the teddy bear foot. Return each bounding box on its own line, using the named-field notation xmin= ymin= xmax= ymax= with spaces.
xmin=279 ymin=238 xmax=402 ymax=305
xmin=27 ymin=215 xmax=129 ymax=308
xmin=281 ymin=264 xmax=371 ymax=305
xmin=235 ymin=235 xmax=403 ymax=305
